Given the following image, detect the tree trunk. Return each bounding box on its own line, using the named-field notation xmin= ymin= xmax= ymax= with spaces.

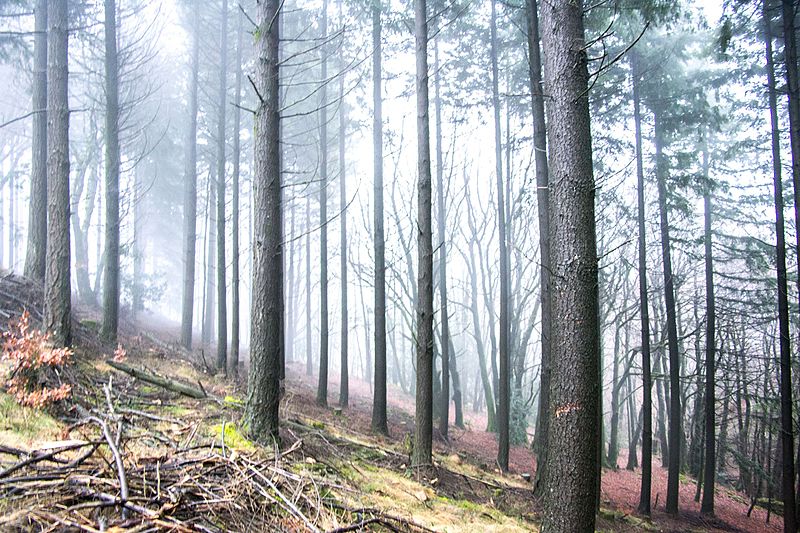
xmin=433 ymin=39 xmax=451 ymax=439
xmin=700 ymin=131 xmax=716 ymax=515
xmin=216 ymin=0 xmax=229 ymax=373
xmin=24 ymin=0 xmax=47 ymax=281
xmin=412 ymin=0 xmax=434 ymax=467
xmin=180 ymin=4 xmax=200 ymax=351
xmin=101 ymin=0 xmax=120 ymax=345
xmin=305 ymin=195 xmax=313 ymax=377
xmin=653 ymin=105 xmax=683 ymax=516
xmin=525 ymin=0 xmax=552 ymax=495
xmin=631 ymin=50 xmax=654 ymax=515
xmin=539 ymin=1 xmax=599 ymax=529
xmin=467 ymin=235 xmax=496 ymax=432
xmin=489 ymin=0 xmax=510 ymax=473
xmin=203 ymin=175 xmax=216 ymax=346
xmin=44 ymin=0 xmax=71 ymax=347
xmin=316 ymin=0 xmax=330 ymax=407
xmin=770 ymin=3 xmax=798 ymax=528
xmin=371 ymin=0 xmax=388 ymax=434
xmin=132 ymin=164 xmax=144 ymax=317
xmin=244 ymin=0 xmax=282 ymax=444
xmin=338 ymin=0 xmax=348 ymax=408
xmin=228 ymin=8 xmax=243 ymax=378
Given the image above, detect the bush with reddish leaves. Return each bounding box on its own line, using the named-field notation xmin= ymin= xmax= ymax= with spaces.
xmin=2 ymin=311 xmax=73 ymax=408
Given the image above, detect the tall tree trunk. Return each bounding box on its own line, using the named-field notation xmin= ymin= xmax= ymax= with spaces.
xmin=539 ymin=1 xmax=599 ymax=529
xmin=44 ymin=0 xmax=70 ymax=347
xmin=132 ymin=164 xmax=144 ymax=317
xmin=25 ymin=0 xmax=47 ymax=280
xmin=203 ymin=175 xmax=216 ymax=346
xmin=316 ymin=0 xmax=330 ymax=407
xmin=653 ymin=105 xmax=683 ymax=516
xmin=770 ymin=3 xmax=798 ymax=529
xmin=525 ymin=0 xmax=552 ymax=495
xmin=412 ymin=0 xmax=434 ymax=467
xmin=101 ymin=0 xmax=120 ymax=345
xmin=631 ymin=51 xmax=653 ymax=515
xmin=244 ymin=0 xmax=282 ymax=444
xmin=489 ymin=0 xmax=510 ymax=472
xmin=8 ymin=176 xmax=14 ymax=270
xmin=607 ymin=322 xmax=622 ymax=469
xmin=700 ymin=131 xmax=717 ymax=515
xmin=306 ymin=195 xmax=313 ymax=377
xmin=181 ymin=4 xmax=200 ymax=351
xmin=338 ymin=0 xmax=349 ymax=408
xmin=228 ymin=8 xmax=243 ymax=378
xmin=216 ymin=0 xmax=229 ymax=373
xmin=371 ymin=0 xmax=388 ymax=434
xmin=433 ymin=39 xmax=451 ymax=439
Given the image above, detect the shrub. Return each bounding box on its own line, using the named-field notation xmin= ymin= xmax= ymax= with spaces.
xmin=2 ymin=311 xmax=73 ymax=408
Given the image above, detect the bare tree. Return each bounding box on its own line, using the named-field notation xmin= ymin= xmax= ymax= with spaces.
xmin=216 ymin=0 xmax=229 ymax=373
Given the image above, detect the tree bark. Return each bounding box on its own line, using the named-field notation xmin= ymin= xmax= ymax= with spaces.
xmin=371 ymin=0 xmax=388 ymax=434
xmin=44 ymin=0 xmax=71 ymax=347
xmin=180 ymin=3 xmax=200 ymax=351
xmin=539 ymin=1 xmax=599 ymax=529
xmin=101 ymin=0 xmax=120 ymax=345
xmin=24 ymin=0 xmax=47 ymax=281
xmin=244 ymin=0 xmax=282 ymax=444
xmin=412 ymin=0 xmax=434 ymax=467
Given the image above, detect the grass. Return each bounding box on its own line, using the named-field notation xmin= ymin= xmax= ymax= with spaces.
xmin=0 ymin=392 xmax=61 ymax=446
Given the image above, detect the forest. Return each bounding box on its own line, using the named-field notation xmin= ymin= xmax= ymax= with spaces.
xmin=0 ymin=0 xmax=799 ymax=531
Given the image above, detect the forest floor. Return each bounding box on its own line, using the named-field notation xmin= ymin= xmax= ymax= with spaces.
xmin=0 ymin=276 xmax=784 ymax=531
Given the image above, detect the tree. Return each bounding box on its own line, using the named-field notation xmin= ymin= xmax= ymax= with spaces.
xmin=653 ymin=99 xmax=683 ymax=517
xmin=489 ymin=0 xmax=510 ymax=473
xmin=216 ymin=0 xmax=229 ymax=373
xmin=774 ymin=1 xmax=798 ymax=528
xmin=700 ymin=131 xmax=716 ymax=514
xmin=525 ymin=0 xmax=552 ymax=495
xmin=631 ymin=50 xmax=653 ymax=516
xmin=101 ymin=0 xmax=121 ymax=345
xmin=338 ymin=0 xmax=348 ymax=408
xmin=371 ymin=0 xmax=388 ymax=435
xmin=24 ymin=0 xmax=47 ymax=281
xmin=316 ymin=0 xmax=330 ymax=407
xmin=44 ymin=0 xmax=71 ymax=347
xmin=539 ymin=0 xmax=599 ymax=529
xmin=244 ymin=0 xmax=282 ymax=443
xmin=412 ymin=0 xmax=434 ymax=467
xmin=181 ymin=4 xmax=200 ymax=351
xmin=228 ymin=7 xmax=243 ymax=378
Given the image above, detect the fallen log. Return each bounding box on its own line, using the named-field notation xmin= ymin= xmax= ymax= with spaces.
xmin=105 ymin=360 xmax=207 ymax=399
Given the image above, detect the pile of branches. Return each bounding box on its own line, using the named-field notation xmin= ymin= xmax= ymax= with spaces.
xmin=0 ymin=379 xmax=432 ymax=532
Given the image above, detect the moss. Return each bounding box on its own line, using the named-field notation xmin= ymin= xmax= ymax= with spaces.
xmin=162 ymin=405 xmax=191 ymax=417
xmin=211 ymin=422 xmax=255 ymax=453
xmin=311 ymin=420 xmax=325 ymax=430
xmin=223 ymin=395 xmax=244 ymax=408
xmin=0 ymin=393 xmax=61 ymax=444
